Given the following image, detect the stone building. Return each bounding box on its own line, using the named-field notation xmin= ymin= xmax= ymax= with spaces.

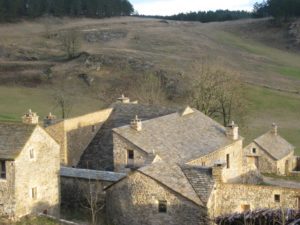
xmin=106 ymin=161 xmax=213 ymax=225
xmin=112 ymin=107 xmax=245 ymax=182
xmin=0 ymin=121 xmax=60 ymax=219
xmin=244 ymin=123 xmax=298 ymax=175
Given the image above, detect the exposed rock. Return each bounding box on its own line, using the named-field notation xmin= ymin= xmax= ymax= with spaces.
xmin=84 ymin=30 xmax=127 ymax=43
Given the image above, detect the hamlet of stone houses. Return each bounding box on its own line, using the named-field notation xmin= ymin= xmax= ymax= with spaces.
xmin=0 ymin=95 xmax=299 ymax=224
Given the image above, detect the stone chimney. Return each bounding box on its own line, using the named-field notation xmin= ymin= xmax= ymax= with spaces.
xmin=22 ymin=109 xmax=39 ymax=125
xmin=117 ymin=94 xmax=130 ymax=104
xmin=212 ymin=162 xmax=224 ymax=183
xmin=44 ymin=112 xmax=56 ymax=127
xmin=131 ymin=115 xmax=142 ymax=131
xmin=271 ymin=123 xmax=278 ymax=135
xmin=226 ymin=121 xmax=239 ymax=141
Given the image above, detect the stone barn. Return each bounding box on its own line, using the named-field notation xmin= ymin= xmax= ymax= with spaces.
xmin=0 ymin=121 xmax=60 ymax=219
xmin=244 ymin=124 xmax=296 ymax=175
xmin=106 ymin=162 xmax=214 ymax=225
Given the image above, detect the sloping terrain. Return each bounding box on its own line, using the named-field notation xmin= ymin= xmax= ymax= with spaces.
xmin=0 ymin=17 xmax=299 ymax=152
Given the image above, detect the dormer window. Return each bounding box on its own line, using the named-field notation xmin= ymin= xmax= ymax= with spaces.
xmin=0 ymin=160 xmax=6 ymax=179
xmin=30 ymin=149 xmax=35 ymax=159
xmin=252 ymin=148 xmax=256 ymax=154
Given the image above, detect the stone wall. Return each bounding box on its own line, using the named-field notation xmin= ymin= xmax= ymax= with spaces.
xmin=188 ymin=140 xmax=244 ymax=183
xmin=46 ymin=108 xmax=113 ymax=166
xmin=277 ymin=152 xmax=295 ymax=175
xmin=14 ymin=126 xmax=60 ymax=218
xmin=113 ymin=133 xmax=149 ymax=173
xmin=211 ymin=183 xmax=300 ymax=218
xmin=0 ymin=160 xmax=16 ymax=218
xmin=106 ymin=172 xmax=208 ymax=225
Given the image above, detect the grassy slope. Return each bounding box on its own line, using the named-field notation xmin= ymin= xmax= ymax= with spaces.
xmin=0 ymin=17 xmax=299 ymax=153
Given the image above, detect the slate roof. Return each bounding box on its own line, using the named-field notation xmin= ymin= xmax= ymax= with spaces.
xmin=180 ymin=165 xmax=215 ymax=203
xmin=0 ymin=122 xmax=36 ymax=159
xmin=113 ymin=109 xmax=235 ymax=164
xmin=138 ymin=162 xmax=203 ymax=206
xmin=254 ymin=131 xmax=294 ymax=160
xmin=78 ymin=103 xmax=177 ymax=170
xmin=60 ymin=166 xmax=126 ymax=182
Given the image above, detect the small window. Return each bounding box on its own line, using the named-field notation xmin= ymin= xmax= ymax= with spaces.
xmin=128 ymin=150 xmax=134 ymax=160
xmin=158 ymin=200 xmax=167 ymax=213
xmin=226 ymin=154 xmax=230 ymax=169
xmin=29 ymin=149 xmax=35 ymax=159
xmin=0 ymin=160 xmax=6 ymax=179
xmin=92 ymin=125 xmax=96 ymax=132
xmin=252 ymin=148 xmax=256 ymax=154
xmin=274 ymin=194 xmax=280 ymax=203
xmin=201 ymin=161 xmax=206 ymax=166
xmin=32 ymin=187 xmax=37 ymax=200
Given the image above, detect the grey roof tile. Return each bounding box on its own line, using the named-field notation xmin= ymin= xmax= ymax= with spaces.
xmin=113 ymin=110 xmax=234 ymax=164
xmin=254 ymin=131 xmax=294 ymax=160
xmin=0 ymin=122 xmax=36 ymax=159
xmin=60 ymin=166 xmax=126 ymax=182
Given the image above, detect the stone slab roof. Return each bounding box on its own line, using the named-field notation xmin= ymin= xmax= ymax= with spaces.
xmin=0 ymin=122 xmax=36 ymax=159
xmin=113 ymin=109 xmax=235 ymax=164
xmin=138 ymin=162 xmax=203 ymax=206
xmin=60 ymin=166 xmax=126 ymax=182
xmin=78 ymin=103 xmax=176 ymax=170
xmin=180 ymin=165 xmax=215 ymax=204
xmin=254 ymin=131 xmax=294 ymax=160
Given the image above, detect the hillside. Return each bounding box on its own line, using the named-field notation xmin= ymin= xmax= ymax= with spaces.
xmin=0 ymin=17 xmax=299 ymax=152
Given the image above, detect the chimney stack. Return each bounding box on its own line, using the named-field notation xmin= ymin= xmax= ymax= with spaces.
xmin=117 ymin=94 xmax=130 ymax=104
xmin=271 ymin=123 xmax=278 ymax=135
xmin=226 ymin=121 xmax=239 ymax=141
xmin=44 ymin=112 xmax=56 ymax=127
xmin=212 ymin=162 xmax=224 ymax=183
xmin=131 ymin=115 xmax=142 ymax=131
xmin=22 ymin=109 xmax=39 ymax=125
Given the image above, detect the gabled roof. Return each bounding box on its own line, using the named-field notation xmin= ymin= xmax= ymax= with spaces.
xmin=254 ymin=131 xmax=294 ymax=160
xmin=0 ymin=122 xmax=37 ymax=159
xmin=138 ymin=162 xmax=203 ymax=206
xmin=180 ymin=165 xmax=215 ymax=204
xmin=78 ymin=103 xmax=176 ymax=170
xmin=60 ymin=167 xmax=126 ymax=182
xmin=113 ymin=109 xmax=235 ymax=164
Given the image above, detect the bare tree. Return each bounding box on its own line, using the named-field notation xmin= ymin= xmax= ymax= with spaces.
xmin=80 ymin=179 xmax=105 ymax=225
xmin=190 ymin=63 xmax=245 ymax=126
xmin=129 ymin=73 xmax=167 ymax=105
xmin=60 ymin=29 xmax=81 ymax=59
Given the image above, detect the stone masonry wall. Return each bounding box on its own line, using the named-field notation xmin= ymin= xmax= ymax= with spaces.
xmin=14 ymin=126 xmax=60 ymax=218
xmin=64 ymin=109 xmax=113 ymax=167
xmin=113 ymin=133 xmax=149 ymax=173
xmin=211 ymin=183 xmax=300 ymax=217
xmin=244 ymin=142 xmax=277 ymax=174
xmin=46 ymin=108 xmax=113 ymax=167
xmin=188 ymin=140 xmax=244 ymax=183
xmin=0 ymin=160 xmax=16 ymax=218
xmin=106 ymin=172 xmax=208 ymax=225
xmin=244 ymin=143 xmax=295 ymax=175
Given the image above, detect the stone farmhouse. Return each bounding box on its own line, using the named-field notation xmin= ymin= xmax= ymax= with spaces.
xmin=244 ymin=124 xmax=297 ymax=175
xmin=0 ymin=114 xmax=60 ymax=219
xmin=1 ymin=95 xmax=300 ymax=224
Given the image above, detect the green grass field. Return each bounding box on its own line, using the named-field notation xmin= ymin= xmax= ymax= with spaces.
xmin=243 ymin=85 xmax=300 ymax=154
xmin=0 ymin=86 xmax=103 ymax=122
